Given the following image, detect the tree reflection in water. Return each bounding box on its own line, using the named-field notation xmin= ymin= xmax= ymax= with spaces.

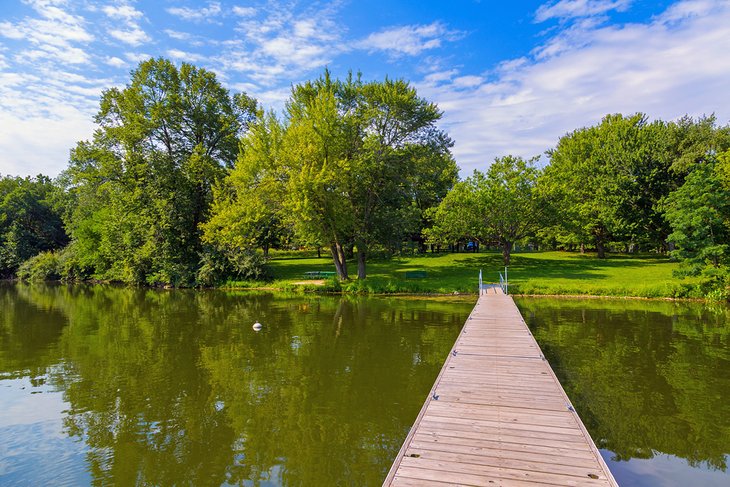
xmin=517 ymin=297 xmax=730 ymax=485
xmin=0 ymin=283 xmax=470 ymax=486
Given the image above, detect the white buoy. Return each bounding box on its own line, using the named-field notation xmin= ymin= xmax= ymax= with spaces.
xmin=252 ymin=322 xmax=262 ymax=331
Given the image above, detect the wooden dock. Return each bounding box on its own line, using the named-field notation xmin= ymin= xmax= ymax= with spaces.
xmin=383 ymin=287 xmax=618 ymax=486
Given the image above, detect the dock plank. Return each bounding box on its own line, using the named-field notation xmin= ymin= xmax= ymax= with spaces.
xmin=383 ymin=292 xmax=617 ymax=486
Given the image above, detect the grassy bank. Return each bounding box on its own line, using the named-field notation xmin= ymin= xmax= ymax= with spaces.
xmin=225 ymin=250 xmax=700 ymax=298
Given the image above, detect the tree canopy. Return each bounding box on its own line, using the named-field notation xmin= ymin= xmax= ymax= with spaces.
xmin=62 ymin=58 xmax=257 ymax=285
xmin=205 ymin=71 xmax=457 ymax=280
xmin=426 ymin=156 xmax=542 ymax=265
xmin=0 ymin=175 xmax=67 ymax=277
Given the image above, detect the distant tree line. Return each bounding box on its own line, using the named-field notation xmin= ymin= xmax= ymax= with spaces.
xmin=426 ymin=113 xmax=730 ymax=296
xmin=2 ymin=58 xmax=729 ymax=296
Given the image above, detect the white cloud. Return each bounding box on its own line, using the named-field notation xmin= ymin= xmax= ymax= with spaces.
xmin=167 ymin=2 xmax=222 ymax=22
xmin=417 ymin=0 xmax=730 ymax=173
xmin=167 ymin=49 xmax=206 ymax=63
xmin=0 ymin=3 xmax=92 ymax=45
xmin=101 ymin=5 xmax=144 ymax=21
xmin=232 ymin=6 xmax=256 ymax=17
xmin=0 ymin=2 xmax=94 ymax=66
xmin=105 ymin=56 xmax=127 ymax=68
xmin=0 ymin=69 xmax=99 ymax=176
xmin=535 ymin=0 xmax=633 ymax=22
xmin=124 ymin=51 xmax=152 ymax=63
xmin=164 ymin=29 xmax=192 ymax=41
xmin=357 ymin=22 xmax=463 ymax=57
xmin=221 ymin=5 xmax=344 ymax=84
xmin=109 ymin=27 xmax=151 ymax=47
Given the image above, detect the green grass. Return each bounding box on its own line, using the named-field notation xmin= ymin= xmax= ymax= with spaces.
xmin=232 ymin=250 xmax=701 ymax=298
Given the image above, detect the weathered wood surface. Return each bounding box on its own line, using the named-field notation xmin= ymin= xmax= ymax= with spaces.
xmin=383 ymin=288 xmax=618 ymax=486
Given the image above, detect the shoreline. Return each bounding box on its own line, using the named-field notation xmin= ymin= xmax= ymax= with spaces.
xmin=1 ymin=279 xmax=711 ymax=303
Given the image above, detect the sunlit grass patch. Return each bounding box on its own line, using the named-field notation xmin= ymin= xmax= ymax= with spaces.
xmin=253 ymin=250 xmax=699 ymax=298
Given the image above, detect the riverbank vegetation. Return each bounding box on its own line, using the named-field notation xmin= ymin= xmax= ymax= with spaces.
xmin=2 ymin=58 xmax=729 ymax=299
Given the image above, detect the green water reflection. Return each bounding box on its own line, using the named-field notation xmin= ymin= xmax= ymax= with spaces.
xmin=0 ymin=283 xmax=472 ymax=486
xmin=516 ymin=297 xmax=730 ymax=487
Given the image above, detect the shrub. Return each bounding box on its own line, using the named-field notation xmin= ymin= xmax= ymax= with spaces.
xmin=56 ymin=243 xmax=92 ymax=282
xmin=197 ymin=246 xmax=270 ymax=286
xmin=17 ymin=251 xmax=61 ymax=281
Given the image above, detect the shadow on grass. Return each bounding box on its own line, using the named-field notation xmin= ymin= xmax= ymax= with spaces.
xmin=267 ymin=251 xmax=676 ymax=293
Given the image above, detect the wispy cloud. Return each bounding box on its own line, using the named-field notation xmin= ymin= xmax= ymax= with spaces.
xmin=535 ymin=0 xmax=633 ymax=22
xmin=220 ymin=4 xmax=342 ymax=84
xmin=109 ymin=27 xmax=151 ymax=47
xmin=164 ymin=29 xmax=192 ymax=41
xmin=167 ymin=2 xmax=222 ymax=22
xmin=0 ymin=0 xmax=93 ymax=65
xmin=419 ymin=0 xmax=730 ymax=172
xmin=104 ymin=56 xmax=127 ymax=68
xmin=357 ymin=22 xmax=462 ymax=57
xmin=101 ymin=5 xmax=144 ymax=21
xmin=232 ymin=6 xmax=256 ymax=17
xmin=167 ymin=48 xmax=206 ymax=63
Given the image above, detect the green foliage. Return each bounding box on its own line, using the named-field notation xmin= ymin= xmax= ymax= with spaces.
xmin=0 ymin=175 xmax=68 ymax=277
xmin=204 ymin=70 xmax=456 ymax=282
xmin=197 ymin=246 xmax=270 ymax=286
xmin=665 ymin=161 xmax=730 ymax=272
xmin=426 ymin=156 xmax=541 ymax=264
xmin=281 ymin=71 xmax=457 ymax=279
xmin=539 ymin=113 xmax=673 ymax=256
xmin=202 ymin=110 xmax=289 ymax=262
xmin=62 ymin=58 xmax=257 ymax=286
xmin=16 ymin=251 xmax=62 ymax=281
xmin=664 ymin=154 xmax=730 ymax=297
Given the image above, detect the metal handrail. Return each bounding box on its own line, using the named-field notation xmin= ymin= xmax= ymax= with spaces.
xmin=499 ymin=267 xmax=508 ymax=294
xmin=478 ymin=269 xmax=483 ymax=294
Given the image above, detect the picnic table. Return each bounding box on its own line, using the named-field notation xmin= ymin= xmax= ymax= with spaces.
xmin=303 ymin=271 xmax=336 ymax=279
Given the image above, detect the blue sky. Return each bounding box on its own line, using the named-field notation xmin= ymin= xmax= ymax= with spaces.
xmin=1 ymin=0 xmax=729 ymax=177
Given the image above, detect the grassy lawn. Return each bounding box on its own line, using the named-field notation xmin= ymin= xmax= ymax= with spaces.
xmin=232 ymin=250 xmax=699 ymax=298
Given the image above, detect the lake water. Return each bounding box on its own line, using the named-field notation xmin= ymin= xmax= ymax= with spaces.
xmin=515 ymin=297 xmax=730 ymax=487
xmin=1 ymin=284 xmax=728 ymax=486
xmin=0 ymin=283 xmax=471 ymax=486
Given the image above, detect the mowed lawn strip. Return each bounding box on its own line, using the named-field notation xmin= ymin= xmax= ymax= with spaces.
xmin=246 ymin=251 xmax=698 ymax=298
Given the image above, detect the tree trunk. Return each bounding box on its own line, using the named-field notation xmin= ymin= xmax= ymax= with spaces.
xmin=502 ymin=241 xmax=513 ymax=266
xmin=357 ymin=243 xmax=367 ymax=280
xmin=317 ymin=246 xmax=321 ymax=258
xmin=580 ymin=243 xmax=585 ymax=254
xmin=596 ymin=239 xmax=606 ymax=259
xmin=262 ymin=244 xmax=269 ymax=258
xmin=330 ymin=242 xmax=349 ymax=280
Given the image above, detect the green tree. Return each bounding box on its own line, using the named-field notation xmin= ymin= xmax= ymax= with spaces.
xmin=200 ymin=111 xmax=287 ymax=284
xmin=664 ymin=157 xmax=730 ymax=284
xmin=0 ymin=175 xmax=68 ymax=277
xmin=426 ymin=156 xmax=541 ymax=265
xmin=540 ymin=114 xmax=672 ymax=257
xmin=280 ymin=71 xmax=456 ymax=279
xmin=63 ymin=58 xmax=256 ymax=285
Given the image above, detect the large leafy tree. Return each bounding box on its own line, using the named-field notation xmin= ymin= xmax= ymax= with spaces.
xmin=664 ymin=160 xmax=730 ymax=274
xmin=426 ymin=156 xmax=542 ymax=265
xmin=218 ymin=71 xmax=456 ymax=280
xmin=540 ymin=114 xmax=673 ymax=257
xmin=200 ymin=111 xmax=287 ymax=284
xmin=0 ymin=175 xmax=68 ymax=277
xmin=64 ymin=58 xmax=256 ymax=285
